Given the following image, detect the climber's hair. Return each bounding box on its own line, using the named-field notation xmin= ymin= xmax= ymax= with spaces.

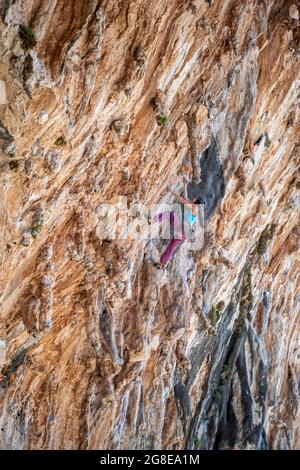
xmin=194 ymin=197 xmax=206 ymax=205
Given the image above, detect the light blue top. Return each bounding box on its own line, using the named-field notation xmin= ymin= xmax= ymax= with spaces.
xmin=183 ymin=208 xmax=197 ymax=225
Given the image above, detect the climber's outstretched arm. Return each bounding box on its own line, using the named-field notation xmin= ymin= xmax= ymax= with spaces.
xmin=169 ymin=189 xmax=196 ymax=210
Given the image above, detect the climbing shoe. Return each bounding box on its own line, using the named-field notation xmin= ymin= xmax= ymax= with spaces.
xmin=154 ymin=262 xmax=164 ymax=269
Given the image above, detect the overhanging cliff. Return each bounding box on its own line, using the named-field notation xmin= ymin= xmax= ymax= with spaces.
xmin=0 ymin=0 xmax=299 ymax=450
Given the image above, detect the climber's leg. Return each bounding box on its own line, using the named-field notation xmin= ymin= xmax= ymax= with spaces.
xmin=152 ymin=210 xmax=185 ymax=266
xmin=153 ymin=210 xmax=172 ymax=224
xmin=153 ymin=210 xmax=182 ymax=231
xmin=159 ymin=234 xmax=186 ymax=265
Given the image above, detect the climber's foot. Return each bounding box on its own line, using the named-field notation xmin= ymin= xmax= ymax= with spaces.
xmin=154 ymin=262 xmax=164 ymax=269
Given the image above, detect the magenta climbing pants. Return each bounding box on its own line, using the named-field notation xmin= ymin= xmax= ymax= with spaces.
xmin=154 ymin=211 xmax=186 ymax=265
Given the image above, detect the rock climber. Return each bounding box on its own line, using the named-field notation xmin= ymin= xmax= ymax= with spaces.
xmin=151 ymin=187 xmax=206 ymax=268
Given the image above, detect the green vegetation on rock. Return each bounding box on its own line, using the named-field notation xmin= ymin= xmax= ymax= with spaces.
xmin=19 ymin=25 xmax=36 ymax=50
xmin=156 ymin=114 xmax=169 ymax=126
xmin=54 ymin=135 xmax=67 ymax=147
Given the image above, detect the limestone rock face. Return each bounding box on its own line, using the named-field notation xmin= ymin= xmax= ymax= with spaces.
xmin=0 ymin=0 xmax=299 ymax=450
